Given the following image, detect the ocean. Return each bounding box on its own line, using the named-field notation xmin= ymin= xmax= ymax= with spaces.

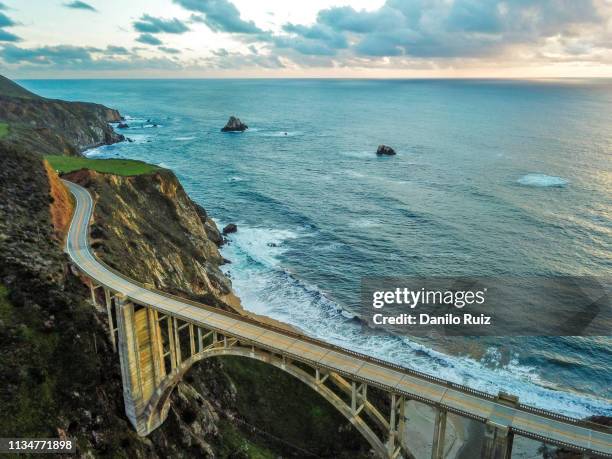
xmin=22 ymin=78 xmax=611 ymax=418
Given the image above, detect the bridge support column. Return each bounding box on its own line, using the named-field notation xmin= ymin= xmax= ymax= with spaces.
xmin=115 ymin=294 xmax=143 ymax=431
xmin=115 ymin=295 xmax=165 ymax=436
xmin=103 ymin=288 xmax=116 ymax=352
xmin=481 ymin=422 xmax=513 ymax=459
xmin=351 ymin=381 xmax=367 ymax=415
xmin=387 ymin=393 xmax=405 ymax=457
xmin=88 ymin=278 xmax=99 ymax=307
xmin=431 ymin=408 xmax=447 ymax=459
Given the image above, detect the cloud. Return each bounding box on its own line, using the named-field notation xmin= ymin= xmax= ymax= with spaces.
xmin=0 ymin=11 xmax=15 ymax=28
xmin=300 ymin=0 xmax=607 ymax=59
xmin=133 ymin=14 xmax=189 ymax=34
xmin=173 ymin=0 xmax=263 ymax=34
xmin=0 ymin=44 xmax=97 ymax=65
xmin=205 ymin=48 xmax=284 ymax=69
xmin=0 ymin=43 xmax=183 ymax=71
xmin=135 ymin=33 xmax=163 ymax=46
xmin=104 ymin=45 xmax=130 ymax=55
xmin=0 ymin=29 xmax=19 ymax=42
xmin=276 ymin=22 xmax=347 ymax=56
xmin=0 ymin=9 xmax=20 ymax=42
xmin=3 ymin=0 xmax=612 ymax=75
xmin=63 ymin=1 xmax=97 ymax=12
xmin=158 ymin=46 xmax=181 ymax=54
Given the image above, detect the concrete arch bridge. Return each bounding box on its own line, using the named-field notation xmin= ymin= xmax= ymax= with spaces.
xmin=64 ymin=181 xmax=611 ymax=459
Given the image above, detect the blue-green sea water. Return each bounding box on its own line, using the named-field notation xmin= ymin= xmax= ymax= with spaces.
xmin=22 ymin=79 xmax=611 ymax=418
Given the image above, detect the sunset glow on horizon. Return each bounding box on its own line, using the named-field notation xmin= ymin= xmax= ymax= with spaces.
xmin=1 ymin=0 xmax=611 ymax=79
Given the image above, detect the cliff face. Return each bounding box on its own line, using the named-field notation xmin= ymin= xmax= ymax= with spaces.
xmin=65 ymin=168 xmax=241 ymax=312
xmin=0 ymin=145 xmax=153 ymax=457
xmin=0 ymin=75 xmax=124 ymax=155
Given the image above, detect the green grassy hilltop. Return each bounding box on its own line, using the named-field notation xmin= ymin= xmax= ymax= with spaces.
xmin=45 ymin=155 xmax=160 ymax=176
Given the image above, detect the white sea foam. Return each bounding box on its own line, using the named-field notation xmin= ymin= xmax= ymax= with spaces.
xmin=340 ymin=150 xmax=376 ymax=159
xmin=228 ymin=176 xmax=245 ymax=182
xmin=84 ymin=145 xmax=113 ymax=157
xmin=173 ymin=136 xmax=196 ymax=141
xmin=518 ymin=174 xmax=569 ymax=187
xmin=124 ymin=133 xmax=150 ymax=144
xmin=355 ymin=218 xmax=383 ymax=228
xmin=261 ymin=131 xmax=301 ymax=137
xmin=346 ymin=170 xmax=366 ymax=179
xmin=224 ymin=225 xmax=298 ymax=268
xmin=221 ymin=225 xmax=611 ymax=418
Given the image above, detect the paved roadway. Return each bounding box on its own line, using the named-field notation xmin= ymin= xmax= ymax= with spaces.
xmin=64 ymin=180 xmax=611 ymax=457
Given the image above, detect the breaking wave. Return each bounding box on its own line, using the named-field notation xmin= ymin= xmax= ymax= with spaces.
xmin=220 ymin=224 xmax=611 ymax=419
xmin=518 ymin=174 xmax=569 ymax=187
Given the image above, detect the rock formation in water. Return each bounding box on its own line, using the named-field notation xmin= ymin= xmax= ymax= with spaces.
xmin=376 ymin=144 xmax=396 ymax=155
xmin=221 ymin=116 xmax=248 ymax=132
xmin=222 ymin=223 xmax=238 ymax=234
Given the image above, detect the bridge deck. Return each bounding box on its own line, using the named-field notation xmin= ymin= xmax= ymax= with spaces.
xmin=64 ymin=180 xmax=611 ymax=457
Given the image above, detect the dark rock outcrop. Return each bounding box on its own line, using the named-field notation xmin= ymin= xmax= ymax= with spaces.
xmin=221 ymin=116 xmax=248 ymax=132
xmin=222 ymin=223 xmax=238 ymax=234
xmin=376 ymin=144 xmax=396 ymax=155
xmin=117 ymin=122 xmax=129 ymax=129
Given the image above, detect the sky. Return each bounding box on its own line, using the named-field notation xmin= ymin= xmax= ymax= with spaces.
xmin=0 ymin=0 xmax=611 ymax=78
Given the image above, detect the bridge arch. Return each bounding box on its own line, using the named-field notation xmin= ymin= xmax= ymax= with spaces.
xmin=142 ymin=346 xmax=390 ymax=458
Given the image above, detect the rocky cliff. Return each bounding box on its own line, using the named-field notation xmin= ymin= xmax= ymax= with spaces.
xmin=64 ymin=168 xmax=241 ymax=312
xmin=0 ymin=144 xmax=150 ymax=456
xmin=0 ymin=75 xmax=124 ymax=155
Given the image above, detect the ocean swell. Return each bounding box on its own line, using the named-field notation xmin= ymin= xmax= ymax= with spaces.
xmin=220 ymin=224 xmax=612 ymax=419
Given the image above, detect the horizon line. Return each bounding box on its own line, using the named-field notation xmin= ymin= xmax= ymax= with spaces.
xmin=13 ymin=75 xmax=612 ymax=81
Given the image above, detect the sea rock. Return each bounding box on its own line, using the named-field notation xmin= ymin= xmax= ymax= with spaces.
xmin=376 ymin=145 xmax=396 ymax=155
xmin=221 ymin=116 xmax=248 ymax=132
xmin=117 ymin=122 xmax=129 ymax=129
xmin=222 ymin=223 xmax=237 ymax=235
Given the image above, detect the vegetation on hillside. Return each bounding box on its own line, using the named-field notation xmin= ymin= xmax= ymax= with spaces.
xmin=0 ymin=75 xmax=39 ymax=99
xmin=0 ymin=123 xmax=8 ymax=139
xmin=46 ymin=155 xmax=160 ymax=176
xmin=0 ymin=74 xmax=124 ymax=156
xmin=0 ymin=145 xmax=148 ymax=456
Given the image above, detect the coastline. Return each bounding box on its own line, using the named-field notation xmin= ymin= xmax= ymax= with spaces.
xmin=89 ymin=116 xmax=602 ymax=419
xmin=5 ymin=75 xmax=610 ymax=459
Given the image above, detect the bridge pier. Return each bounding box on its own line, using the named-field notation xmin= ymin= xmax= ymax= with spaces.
xmin=115 ymin=295 xmax=168 ymax=435
xmin=481 ymin=422 xmax=513 ymax=459
xmin=386 ymin=393 xmax=406 ymax=458
xmin=103 ymin=287 xmax=116 ymax=352
xmin=431 ymin=407 xmax=447 ymax=459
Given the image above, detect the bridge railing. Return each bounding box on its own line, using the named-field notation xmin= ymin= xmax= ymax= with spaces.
xmin=75 ymin=189 xmax=611 ymax=436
